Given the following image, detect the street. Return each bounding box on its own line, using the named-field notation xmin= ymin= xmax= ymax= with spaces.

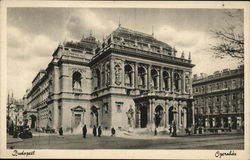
xmin=7 ymin=133 xmax=244 ymax=149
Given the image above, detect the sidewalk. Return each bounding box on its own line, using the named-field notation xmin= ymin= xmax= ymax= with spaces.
xmin=7 ymin=135 xmax=23 ymax=144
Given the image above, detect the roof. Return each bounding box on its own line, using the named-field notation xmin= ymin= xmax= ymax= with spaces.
xmin=112 ymin=27 xmax=173 ymax=50
xmin=64 ymin=35 xmax=99 ymax=52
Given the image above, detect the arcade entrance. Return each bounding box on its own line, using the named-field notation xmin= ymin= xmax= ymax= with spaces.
xmin=135 ymin=105 xmax=148 ymax=128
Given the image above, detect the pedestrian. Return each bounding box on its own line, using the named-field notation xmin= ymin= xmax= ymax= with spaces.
xmin=111 ymin=127 xmax=116 ymax=136
xmin=59 ymin=127 xmax=64 ymax=138
xmin=93 ymin=125 xmax=97 ymax=136
xmin=171 ymin=122 xmax=177 ymax=137
xmin=82 ymin=125 xmax=87 ymax=138
xmin=154 ymin=128 xmax=157 ymax=136
xmin=98 ymin=126 xmax=102 ymax=137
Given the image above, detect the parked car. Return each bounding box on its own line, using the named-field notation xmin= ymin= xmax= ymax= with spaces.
xmin=19 ymin=125 xmax=32 ymax=139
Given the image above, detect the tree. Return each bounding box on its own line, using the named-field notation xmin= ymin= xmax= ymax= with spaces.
xmin=210 ymin=10 xmax=244 ymax=63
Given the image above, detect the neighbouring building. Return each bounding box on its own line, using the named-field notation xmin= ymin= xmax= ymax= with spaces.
xmin=192 ymin=65 xmax=244 ymax=131
xmin=7 ymin=93 xmax=24 ymax=127
xmin=25 ymin=26 xmax=195 ymax=133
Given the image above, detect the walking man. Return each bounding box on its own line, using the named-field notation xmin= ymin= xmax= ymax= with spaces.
xmin=59 ymin=127 xmax=64 ymax=138
xmin=154 ymin=128 xmax=157 ymax=136
xmin=98 ymin=126 xmax=102 ymax=137
xmin=82 ymin=125 xmax=87 ymax=138
xmin=111 ymin=127 xmax=116 ymax=136
xmin=93 ymin=125 xmax=97 ymax=136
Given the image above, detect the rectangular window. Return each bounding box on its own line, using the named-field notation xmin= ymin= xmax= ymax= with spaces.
xmin=232 ymin=80 xmax=236 ymax=88
xmin=103 ymin=103 xmax=109 ymax=113
xmin=216 ymin=96 xmax=220 ymax=102
xmin=115 ymin=102 xmax=123 ymax=113
xmin=232 ymin=93 xmax=237 ymax=100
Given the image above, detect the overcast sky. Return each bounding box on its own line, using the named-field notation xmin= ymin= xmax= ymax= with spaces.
xmin=7 ymin=8 xmax=243 ymax=99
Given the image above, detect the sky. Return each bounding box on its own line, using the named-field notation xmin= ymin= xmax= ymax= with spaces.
xmin=6 ymin=8 xmax=243 ymax=99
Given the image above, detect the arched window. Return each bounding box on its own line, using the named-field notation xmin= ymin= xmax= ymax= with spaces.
xmin=174 ymin=72 xmax=181 ymax=92
xmin=151 ymin=69 xmax=158 ymax=90
xmin=163 ymin=71 xmax=170 ymax=91
xmin=72 ymin=71 xmax=82 ymax=90
xmin=138 ymin=67 xmax=146 ymax=88
xmin=185 ymin=75 xmax=190 ymax=93
xmin=124 ymin=64 xmax=133 ymax=87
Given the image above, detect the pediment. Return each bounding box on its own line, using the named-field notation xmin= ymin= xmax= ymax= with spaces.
xmin=71 ymin=106 xmax=86 ymax=112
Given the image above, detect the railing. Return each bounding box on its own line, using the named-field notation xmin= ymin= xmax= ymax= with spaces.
xmin=73 ymin=88 xmax=82 ymax=93
xmin=138 ymin=84 xmax=147 ymax=89
xmin=125 ymin=83 xmax=133 ymax=87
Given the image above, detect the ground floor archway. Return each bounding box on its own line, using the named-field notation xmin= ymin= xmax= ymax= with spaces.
xmin=168 ymin=106 xmax=174 ymax=125
xmin=30 ymin=115 xmax=36 ymax=129
xmin=155 ymin=105 xmax=164 ymax=127
xmin=91 ymin=105 xmax=99 ymax=127
xmin=140 ymin=106 xmax=148 ymax=128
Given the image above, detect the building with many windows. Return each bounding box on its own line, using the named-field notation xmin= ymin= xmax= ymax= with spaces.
xmin=25 ymin=26 xmax=195 ymax=133
xmin=192 ymin=65 xmax=244 ymax=131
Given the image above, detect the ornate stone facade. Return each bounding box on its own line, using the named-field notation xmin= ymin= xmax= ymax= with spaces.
xmin=25 ymin=26 xmax=195 ymax=133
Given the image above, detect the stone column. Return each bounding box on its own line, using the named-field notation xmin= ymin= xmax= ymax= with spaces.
xmin=138 ymin=111 xmax=141 ymax=128
xmin=110 ymin=59 xmax=114 ymax=86
xmin=81 ymin=111 xmax=85 ymax=124
xmin=120 ymin=60 xmax=125 ymax=87
xmin=149 ymin=99 xmax=152 ymax=125
xmin=131 ymin=70 xmax=135 ymax=88
xmin=163 ymin=110 xmax=166 ymax=128
xmin=192 ymin=101 xmax=195 ymax=126
xmin=184 ymin=108 xmax=188 ymax=128
xmin=165 ymin=101 xmax=168 ymax=128
xmin=147 ymin=65 xmax=152 ymax=90
xmin=159 ymin=67 xmax=163 ymax=91
xmin=145 ymin=70 xmax=148 ymax=89
xmin=175 ymin=102 xmax=179 ymax=129
xmin=189 ymin=72 xmax=192 ymax=95
xmin=171 ymin=69 xmax=175 ymax=92
xmin=151 ymin=98 xmax=155 ymax=125
xmin=182 ymin=71 xmax=185 ymax=94
xmin=134 ymin=62 xmax=138 ymax=89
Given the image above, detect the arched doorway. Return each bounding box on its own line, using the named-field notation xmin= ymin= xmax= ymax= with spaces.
xmin=30 ymin=115 xmax=36 ymax=129
xmin=155 ymin=105 xmax=164 ymax=127
xmin=168 ymin=106 xmax=174 ymax=124
xmin=91 ymin=106 xmax=99 ymax=127
xmin=140 ymin=106 xmax=148 ymax=128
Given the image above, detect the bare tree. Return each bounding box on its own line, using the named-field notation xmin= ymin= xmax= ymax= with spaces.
xmin=210 ymin=10 xmax=244 ymax=63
